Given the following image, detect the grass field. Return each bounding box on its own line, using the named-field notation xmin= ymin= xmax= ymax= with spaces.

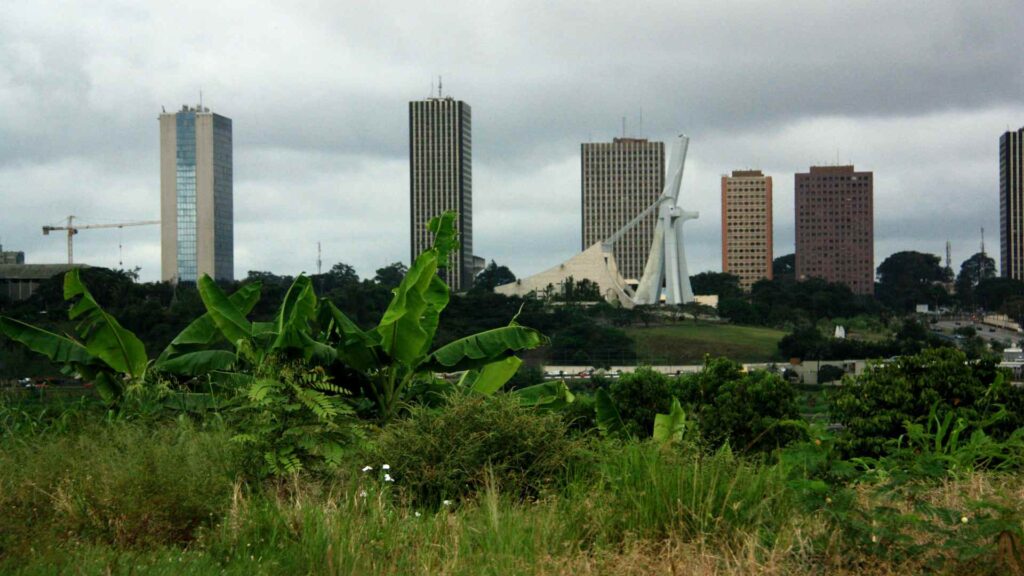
xmin=626 ymin=322 xmax=787 ymax=364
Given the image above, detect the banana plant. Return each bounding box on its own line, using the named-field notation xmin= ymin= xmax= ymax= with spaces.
xmin=595 ymin=388 xmax=687 ymax=444
xmin=155 ymin=274 xmax=336 ymax=378
xmin=327 ymin=211 xmax=549 ymax=422
xmin=0 ymin=269 xmax=148 ymax=404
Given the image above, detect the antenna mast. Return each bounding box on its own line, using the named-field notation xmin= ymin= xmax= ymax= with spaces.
xmin=981 ymin=227 xmax=986 ymax=255
xmin=945 ymin=240 xmax=952 ymax=271
xmin=438 ymin=75 xmax=443 ymax=97
xmin=317 ymin=242 xmax=322 ymax=275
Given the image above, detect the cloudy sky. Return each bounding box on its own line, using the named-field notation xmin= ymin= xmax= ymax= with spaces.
xmin=2 ymin=1 xmax=1022 ymax=283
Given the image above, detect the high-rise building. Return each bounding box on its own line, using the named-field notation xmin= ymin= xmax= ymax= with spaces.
xmin=0 ymin=244 xmax=25 ymax=265
xmin=795 ymin=165 xmax=874 ymax=295
xmin=581 ymin=138 xmax=665 ymax=282
xmin=721 ymin=170 xmax=773 ymax=290
xmin=159 ymin=104 xmax=233 ymax=283
xmin=1000 ymin=127 xmax=1024 ymax=280
xmin=409 ymin=96 xmax=473 ymax=291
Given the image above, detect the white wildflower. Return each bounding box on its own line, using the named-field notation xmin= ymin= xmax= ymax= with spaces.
xmin=384 ymin=473 xmax=394 ymax=482
xmin=442 ymin=500 xmax=452 ymax=507
xmin=359 ymin=490 xmax=368 ymax=498
xmin=361 ymin=465 xmax=373 ymax=473
xmin=961 ymin=516 xmax=969 ymax=524
xmin=415 ymin=511 xmax=422 ymax=517
xmin=382 ymin=464 xmax=391 ymax=470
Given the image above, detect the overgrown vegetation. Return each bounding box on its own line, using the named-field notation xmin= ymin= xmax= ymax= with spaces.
xmin=2 ymin=214 xmax=1024 ymax=574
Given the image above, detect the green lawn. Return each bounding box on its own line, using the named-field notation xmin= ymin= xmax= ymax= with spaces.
xmin=626 ymin=322 xmax=786 ymax=364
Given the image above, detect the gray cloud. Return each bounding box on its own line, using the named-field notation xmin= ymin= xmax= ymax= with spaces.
xmin=1 ymin=1 xmax=1021 ymax=283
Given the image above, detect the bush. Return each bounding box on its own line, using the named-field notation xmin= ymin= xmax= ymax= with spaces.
xmin=608 ymin=367 xmax=677 ymax=438
xmin=828 ymin=347 xmax=1024 ymax=457
xmin=817 ymin=364 xmax=845 ymax=383
xmin=0 ymin=421 xmax=239 ymax=556
xmin=677 ymin=357 xmax=803 ymax=452
xmin=370 ymin=393 xmax=580 ymax=506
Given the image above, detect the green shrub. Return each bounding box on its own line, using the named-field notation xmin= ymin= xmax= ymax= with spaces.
xmin=370 ymin=393 xmax=580 ymax=506
xmin=817 ymin=363 xmax=845 ymax=383
xmin=678 ymin=357 xmax=803 ymax=452
xmin=607 ymin=367 xmax=676 ymax=438
xmin=0 ymin=421 xmax=239 ymax=556
xmin=828 ymin=347 xmax=1024 ymax=457
xmin=561 ymin=393 xmax=597 ymax=433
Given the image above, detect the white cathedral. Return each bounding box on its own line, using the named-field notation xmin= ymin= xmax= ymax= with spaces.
xmin=496 ymin=134 xmax=701 ymax=308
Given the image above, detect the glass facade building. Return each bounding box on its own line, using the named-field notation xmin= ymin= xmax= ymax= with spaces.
xmin=160 ymin=105 xmax=234 ymax=283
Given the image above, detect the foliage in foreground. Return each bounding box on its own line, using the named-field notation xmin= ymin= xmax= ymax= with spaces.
xmin=370 ymin=393 xmax=580 ymax=506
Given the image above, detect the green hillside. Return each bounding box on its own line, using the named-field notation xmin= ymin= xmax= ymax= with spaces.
xmin=626 ymin=322 xmax=786 ymax=364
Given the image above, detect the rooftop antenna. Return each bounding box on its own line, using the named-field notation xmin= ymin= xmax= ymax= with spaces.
xmin=199 ymin=89 xmax=203 ymax=109
xmin=430 ymin=78 xmax=434 ymax=98
xmin=638 ymin=106 xmax=643 ymax=138
xmin=438 ymin=75 xmax=443 ymax=97
xmin=981 ymin=227 xmax=986 ymax=255
xmin=621 ymin=116 xmax=626 ymax=138
xmin=317 ymin=242 xmax=322 ymax=275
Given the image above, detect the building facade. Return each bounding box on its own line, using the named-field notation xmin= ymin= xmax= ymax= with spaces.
xmin=159 ymin=105 xmax=234 ymax=283
xmin=409 ymin=97 xmax=473 ymax=291
xmin=0 ymin=244 xmax=25 ymax=265
xmin=581 ymin=138 xmax=665 ymax=282
xmin=721 ymin=170 xmax=773 ymax=290
xmin=1001 ymin=127 xmax=1024 ymax=280
xmin=795 ymin=165 xmax=874 ymax=295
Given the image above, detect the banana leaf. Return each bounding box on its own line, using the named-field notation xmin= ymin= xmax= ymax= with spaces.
xmin=64 ymin=269 xmax=147 ymax=379
xmin=325 ymin=302 xmax=381 ymax=372
xmin=154 ymin=350 xmax=238 ymax=375
xmin=458 ymin=356 xmax=523 ymax=396
xmin=513 ymin=380 xmax=574 ymax=410
xmin=156 ymin=282 xmax=261 ymax=363
xmin=0 ymin=316 xmax=95 ymax=368
xmin=653 ymin=397 xmax=686 ymax=443
xmin=198 ymin=275 xmax=253 ymax=345
xmin=423 ymin=325 xmax=546 ymax=372
xmin=271 ymin=275 xmax=318 ymax=352
xmin=595 ymin=388 xmax=627 ymax=438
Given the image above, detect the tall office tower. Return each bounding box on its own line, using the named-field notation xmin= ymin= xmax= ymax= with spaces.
xmin=795 ymin=165 xmax=874 ymax=295
xmin=721 ymin=170 xmax=773 ymax=290
xmin=581 ymin=138 xmax=665 ymax=282
xmin=409 ymin=96 xmax=473 ymax=291
xmin=1000 ymin=127 xmax=1024 ymax=279
xmin=159 ymin=104 xmax=233 ymax=283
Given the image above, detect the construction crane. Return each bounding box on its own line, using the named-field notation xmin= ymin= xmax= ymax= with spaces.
xmin=42 ymin=215 xmax=160 ymax=265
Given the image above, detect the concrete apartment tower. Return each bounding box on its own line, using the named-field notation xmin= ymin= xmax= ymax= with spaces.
xmin=721 ymin=170 xmax=773 ymax=290
xmin=581 ymin=138 xmax=665 ymax=283
xmin=159 ymin=104 xmax=233 ymax=283
xmin=794 ymin=165 xmax=874 ymax=295
xmin=409 ymin=96 xmax=474 ymax=291
xmin=1000 ymin=126 xmax=1024 ymax=279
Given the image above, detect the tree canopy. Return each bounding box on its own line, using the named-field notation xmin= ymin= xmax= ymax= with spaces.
xmin=875 ymin=250 xmax=950 ymax=312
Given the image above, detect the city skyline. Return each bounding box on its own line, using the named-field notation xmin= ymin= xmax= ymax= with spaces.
xmin=0 ymin=2 xmax=1020 ymax=283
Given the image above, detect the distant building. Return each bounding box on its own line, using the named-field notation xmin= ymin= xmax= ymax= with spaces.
xmin=721 ymin=170 xmax=773 ymax=290
xmin=409 ymin=96 xmax=474 ymax=291
xmin=0 ymin=264 xmax=84 ymax=301
xmin=1000 ymin=126 xmax=1024 ymax=280
xmin=0 ymin=244 xmax=25 ymax=265
xmin=795 ymin=165 xmax=874 ymax=295
xmin=581 ymin=138 xmax=665 ymax=283
xmin=159 ymin=104 xmax=234 ymax=283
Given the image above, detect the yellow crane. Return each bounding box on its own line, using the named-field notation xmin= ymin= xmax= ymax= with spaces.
xmin=42 ymin=215 xmax=160 ymax=265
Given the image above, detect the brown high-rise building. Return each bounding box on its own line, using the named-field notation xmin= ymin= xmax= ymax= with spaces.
xmin=1000 ymin=126 xmax=1024 ymax=280
xmin=795 ymin=165 xmax=874 ymax=295
xmin=721 ymin=170 xmax=773 ymax=290
xmin=581 ymin=138 xmax=665 ymax=282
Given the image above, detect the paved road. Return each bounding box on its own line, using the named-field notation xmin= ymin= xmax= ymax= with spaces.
xmin=932 ymin=320 xmax=1020 ymax=345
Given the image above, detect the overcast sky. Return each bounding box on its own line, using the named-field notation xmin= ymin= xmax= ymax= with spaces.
xmin=2 ymin=1 xmax=1022 ymax=283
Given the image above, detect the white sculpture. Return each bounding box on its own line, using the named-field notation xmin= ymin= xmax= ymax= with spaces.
xmin=602 ymin=134 xmax=698 ymax=305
